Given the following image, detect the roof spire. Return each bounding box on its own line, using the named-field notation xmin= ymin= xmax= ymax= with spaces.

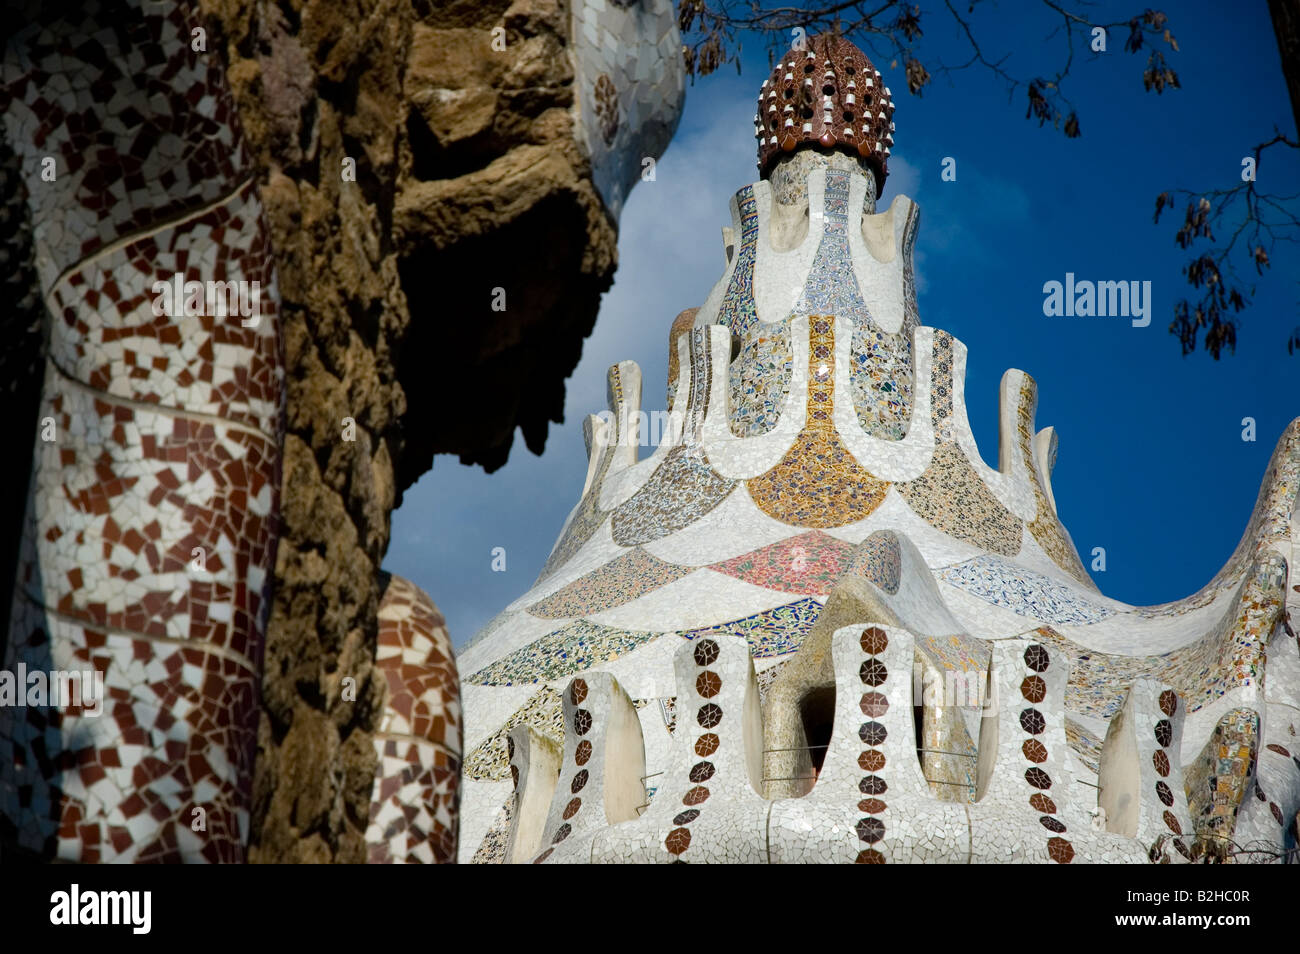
xmin=754 ymin=34 xmax=896 ymax=194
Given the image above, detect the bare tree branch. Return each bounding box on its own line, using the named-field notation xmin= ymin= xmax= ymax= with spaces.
xmin=1154 ymin=133 xmax=1300 ymax=358
xmin=680 ymin=1 xmax=1299 ymax=357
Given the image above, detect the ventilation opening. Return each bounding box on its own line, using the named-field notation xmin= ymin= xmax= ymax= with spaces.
xmin=914 ymin=700 xmax=925 ymax=768
xmin=799 ymin=686 xmax=836 ymax=779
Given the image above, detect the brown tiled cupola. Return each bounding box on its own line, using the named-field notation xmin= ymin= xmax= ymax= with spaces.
xmin=754 ymin=34 xmax=896 ymax=193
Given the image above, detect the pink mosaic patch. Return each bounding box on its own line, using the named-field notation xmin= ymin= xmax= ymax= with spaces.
xmin=709 ymin=531 xmax=857 ymax=595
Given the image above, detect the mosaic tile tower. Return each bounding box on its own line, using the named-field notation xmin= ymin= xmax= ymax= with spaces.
xmin=458 ymin=34 xmax=1300 ymax=864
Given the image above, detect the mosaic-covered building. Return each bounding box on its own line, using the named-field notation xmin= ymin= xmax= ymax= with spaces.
xmin=457 ymin=34 xmax=1300 ymax=864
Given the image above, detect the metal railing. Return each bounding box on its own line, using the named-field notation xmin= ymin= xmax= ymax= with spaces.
xmin=648 ymin=743 xmax=1103 ymax=802
xmin=918 ymin=747 xmax=977 ymax=759
xmin=759 ymin=743 xmax=978 ymax=791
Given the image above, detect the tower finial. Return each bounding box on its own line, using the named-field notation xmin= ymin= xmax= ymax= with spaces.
xmin=755 ymin=34 xmax=896 ymax=194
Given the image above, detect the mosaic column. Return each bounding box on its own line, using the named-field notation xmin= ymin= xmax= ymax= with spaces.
xmin=0 ymin=0 xmax=284 ymax=861
xmin=524 ymin=671 xmax=646 ymax=864
xmin=365 ymin=574 xmax=461 ymax=863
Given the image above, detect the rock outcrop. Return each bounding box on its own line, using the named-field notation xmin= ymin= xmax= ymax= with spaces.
xmin=195 ymin=0 xmax=681 ymax=861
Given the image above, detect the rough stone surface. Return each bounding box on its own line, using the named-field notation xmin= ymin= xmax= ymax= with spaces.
xmin=196 ymin=0 xmax=618 ymax=861
xmin=393 ymin=4 xmax=617 ymax=478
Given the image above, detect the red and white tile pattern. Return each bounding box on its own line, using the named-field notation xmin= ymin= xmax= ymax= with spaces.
xmin=366 ymin=574 xmax=462 ymax=863
xmin=1 ymin=0 xmax=283 ymax=861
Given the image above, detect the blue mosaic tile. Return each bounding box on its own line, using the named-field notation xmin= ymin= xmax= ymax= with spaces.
xmin=849 ymin=322 xmax=912 ymax=441
xmin=849 ymin=529 xmax=902 ymax=595
xmin=716 ymin=185 xmax=759 ymax=337
xmin=936 ymin=555 xmax=1116 ymax=625
xmin=729 ymin=321 xmax=794 ymax=437
xmin=465 ymin=620 xmax=658 ymax=687
xmin=679 ymin=597 xmax=824 ymax=658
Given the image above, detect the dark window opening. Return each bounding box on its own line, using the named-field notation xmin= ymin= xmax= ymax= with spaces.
xmin=914 ymin=702 xmax=925 ymax=767
xmin=799 ymin=686 xmax=836 ymax=775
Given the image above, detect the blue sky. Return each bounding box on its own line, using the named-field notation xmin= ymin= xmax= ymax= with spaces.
xmin=387 ymin=1 xmax=1299 ymax=647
